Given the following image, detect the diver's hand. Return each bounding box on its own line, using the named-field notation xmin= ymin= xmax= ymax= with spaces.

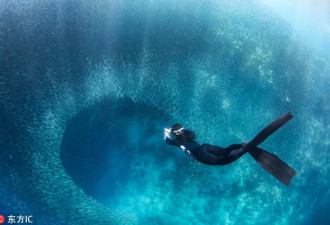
xmin=164 ymin=128 xmax=171 ymax=140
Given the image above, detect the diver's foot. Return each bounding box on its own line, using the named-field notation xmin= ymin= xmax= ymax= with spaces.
xmin=228 ymin=143 xmax=248 ymax=157
xmin=241 ymin=141 xmax=248 ymax=148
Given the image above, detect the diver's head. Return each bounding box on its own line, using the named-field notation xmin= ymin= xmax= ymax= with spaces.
xmin=171 ymin=124 xmax=184 ymax=136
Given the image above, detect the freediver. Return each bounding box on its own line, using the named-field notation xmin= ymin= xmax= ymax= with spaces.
xmin=164 ymin=112 xmax=297 ymax=186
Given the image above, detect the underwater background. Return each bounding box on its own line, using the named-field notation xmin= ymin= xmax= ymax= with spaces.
xmin=1 ymin=0 xmax=329 ymax=224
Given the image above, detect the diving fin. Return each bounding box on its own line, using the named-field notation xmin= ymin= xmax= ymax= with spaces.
xmin=249 ymin=147 xmax=297 ymax=186
xmin=245 ymin=111 xmax=293 ymax=151
xmin=244 ymin=111 xmax=297 ymax=186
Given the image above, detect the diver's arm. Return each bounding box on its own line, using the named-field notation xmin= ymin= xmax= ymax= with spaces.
xmin=165 ymin=137 xmax=180 ymax=146
xmin=164 ymin=128 xmax=180 ymax=146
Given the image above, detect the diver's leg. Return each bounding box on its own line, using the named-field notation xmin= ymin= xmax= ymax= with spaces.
xmin=195 ymin=144 xmax=247 ymax=165
xmin=222 ymin=143 xmax=249 ymax=164
xmin=195 ymin=144 xmax=225 ymax=165
xmin=205 ymin=144 xmax=228 ymax=157
xmin=245 ymin=112 xmax=293 ymax=150
xmin=225 ymin=144 xmax=242 ymax=151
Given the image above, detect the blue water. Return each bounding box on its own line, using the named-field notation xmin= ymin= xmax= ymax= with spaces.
xmin=1 ymin=0 xmax=330 ymax=224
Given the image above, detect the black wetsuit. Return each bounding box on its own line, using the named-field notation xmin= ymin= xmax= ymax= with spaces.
xmin=165 ymin=134 xmax=247 ymax=165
